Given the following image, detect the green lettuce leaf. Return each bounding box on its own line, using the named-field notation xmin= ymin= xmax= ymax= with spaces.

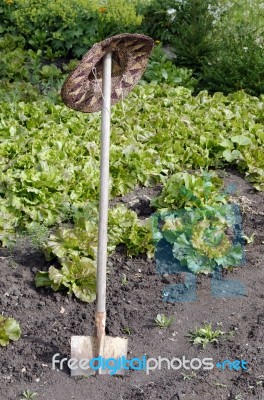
xmin=0 ymin=316 xmax=21 ymax=346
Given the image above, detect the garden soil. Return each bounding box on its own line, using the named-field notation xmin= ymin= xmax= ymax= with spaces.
xmin=0 ymin=169 xmax=263 ymax=400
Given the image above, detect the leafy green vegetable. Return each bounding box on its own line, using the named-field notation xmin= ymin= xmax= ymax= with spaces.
xmin=151 ymin=171 xmax=227 ymax=210
xmin=35 ymin=203 xmax=154 ymax=301
xmin=141 ymin=43 xmax=198 ymax=91
xmin=34 ymin=271 xmax=53 ymax=288
xmin=35 ymin=256 xmax=97 ymax=302
xmin=0 ymin=201 xmax=18 ymax=247
xmin=191 ymin=219 xmax=231 ymax=258
xmin=108 ymin=204 xmax=154 ymax=258
xmin=43 ymin=225 xmax=98 ymax=262
xmin=0 ymin=316 xmax=21 ymax=346
xmin=156 ymin=205 xmax=243 ymax=274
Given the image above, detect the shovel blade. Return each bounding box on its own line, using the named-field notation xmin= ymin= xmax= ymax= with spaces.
xmin=71 ymin=335 xmax=128 ymax=376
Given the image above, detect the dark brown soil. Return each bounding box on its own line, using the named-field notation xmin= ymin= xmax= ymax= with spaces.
xmin=0 ymin=170 xmax=264 ymax=400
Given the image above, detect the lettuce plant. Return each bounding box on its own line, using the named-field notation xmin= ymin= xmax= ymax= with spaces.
xmin=151 ymin=171 xmax=243 ymax=274
xmin=36 ymin=256 xmax=97 ymax=302
xmin=160 ymin=206 xmax=243 ymax=274
xmin=35 ymin=204 xmax=154 ymax=302
xmin=0 ymin=316 xmax=21 ymax=346
xmin=151 ymin=171 xmax=227 ymax=210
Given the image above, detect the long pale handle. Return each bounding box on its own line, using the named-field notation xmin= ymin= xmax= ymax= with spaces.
xmin=96 ymin=52 xmax=112 ymax=324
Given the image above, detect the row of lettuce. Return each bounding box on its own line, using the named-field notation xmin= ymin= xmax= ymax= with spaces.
xmin=1 ymin=82 xmax=263 ymax=300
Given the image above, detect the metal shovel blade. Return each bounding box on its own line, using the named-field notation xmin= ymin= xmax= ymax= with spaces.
xmin=71 ymin=335 xmax=128 ymax=376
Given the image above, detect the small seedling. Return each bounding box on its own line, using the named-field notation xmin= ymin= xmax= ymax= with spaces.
xmin=9 ymin=259 xmax=19 ymax=270
xmin=26 ymin=222 xmax=50 ymax=249
xmin=155 ymin=314 xmax=174 ymax=329
xmin=21 ymin=390 xmax=38 ymax=399
xmin=186 ymin=323 xmax=225 ymax=348
xmin=227 ymin=329 xmax=236 ymax=338
xmin=123 ymin=326 xmax=132 ymax=335
xmin=121 ymin=273 xmax=128 ymax=286
xmin=242 ymin=233 xmax=255 ymax=244
xmin=181 ymin=372 xmax=196 ymax=381
xmin=213 ymin=382 xmax=227 ymax=388
xmin=234 ymin=394 xmax=243 ymax=400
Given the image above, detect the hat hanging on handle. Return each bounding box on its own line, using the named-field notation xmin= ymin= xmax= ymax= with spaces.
xmin=61 ymin=33 xmax=154 ymax=113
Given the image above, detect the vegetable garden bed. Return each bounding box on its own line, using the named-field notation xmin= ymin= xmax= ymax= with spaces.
xmin=1 ymin=170 xmax=263 ymax=400
xmin=1 ymin=1 xmax=263 ymax=397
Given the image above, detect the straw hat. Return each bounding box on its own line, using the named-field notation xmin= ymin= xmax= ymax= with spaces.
xmin=61 ymin=33 xmax=154 ymax=113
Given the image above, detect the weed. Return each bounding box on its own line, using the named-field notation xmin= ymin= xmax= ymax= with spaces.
xmin=26 ymin=222 xmax=50 ymax=249
xmin=20 ymin=390 xmax=38 ymax=399
xmin=187 ymin=322 xmax=225 ymax=348
xmin=123 ymin=327 xmax=133 ymax=335
xmin=213 ymin=382 xmax=227 ymax=388
xmin=234 ymin=394 xmax=244 ymax=400
xmin=121 ymin=273 xmax=128 ymax=286
xmin=181 ymin=371 xmax=196 ymax=381
xmin=155 ymin=314 xmax=174 ymax=329
xmin=242 ymin=233 xmax=255 ymax=244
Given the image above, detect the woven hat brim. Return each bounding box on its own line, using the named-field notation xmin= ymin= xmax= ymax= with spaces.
xmin=61 ymin=33 xmax=154 ymax=113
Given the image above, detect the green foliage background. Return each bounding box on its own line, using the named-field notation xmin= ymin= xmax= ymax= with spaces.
xmin=141 ymin=0 xmax=264 ymax=95
xmin=0 ymin=0 xmax=143 ymax=58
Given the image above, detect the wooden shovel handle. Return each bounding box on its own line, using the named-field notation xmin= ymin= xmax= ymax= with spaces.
xmin=96 ymin=52 xmax=112 ymax=315
xmin=95 ymin=311 xmax=106 ymax=339
xmin=95 ymin=311 xmax=106 ymax=360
